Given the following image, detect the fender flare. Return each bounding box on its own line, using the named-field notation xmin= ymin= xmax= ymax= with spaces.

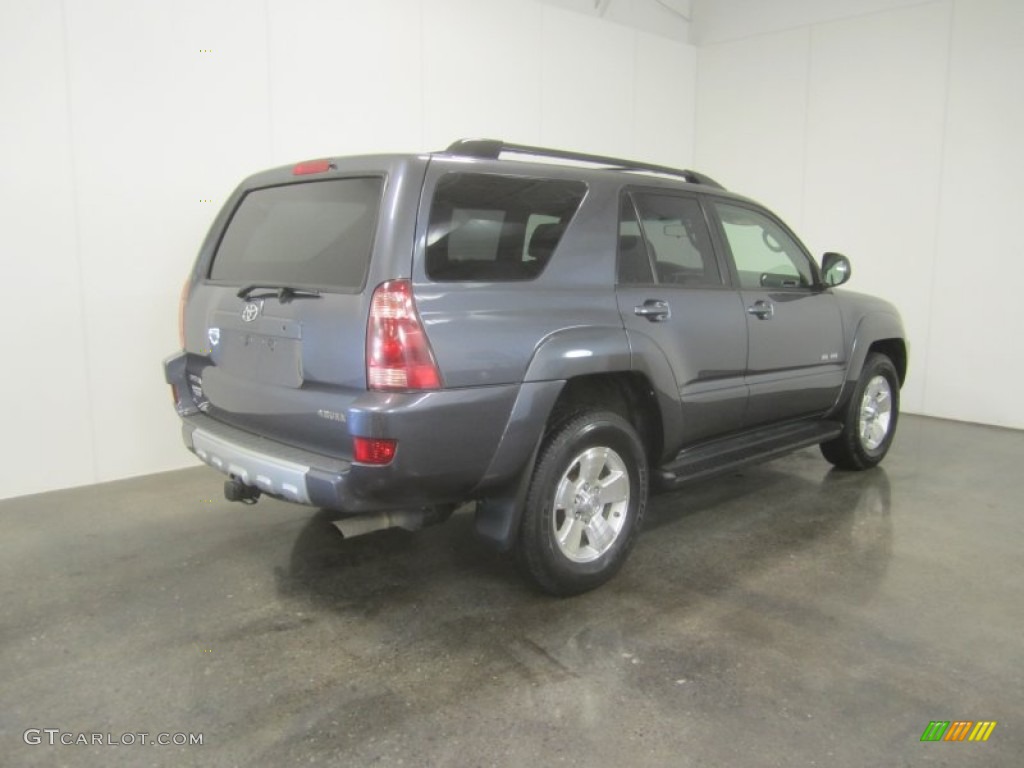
xmin=475 ymin=326 xmax=630 ymax=550
xmin=474 ymin=325 xmax=682 ymax=549
xmin=521 ymin=325 xmax=632 ymax=382
xmin=845 ymin=312 xmax=906 ymax=382
xmin=830 ymin=311 xmax=907 ymax=415
xmin=621 ymin=328 xmax=684 ymax=462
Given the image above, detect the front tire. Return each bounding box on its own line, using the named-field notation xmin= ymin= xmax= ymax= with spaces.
xmin=517 ymin=410 xmax=648 ymax=596
xmin=821 ymin=352 xmax=900 ymax=470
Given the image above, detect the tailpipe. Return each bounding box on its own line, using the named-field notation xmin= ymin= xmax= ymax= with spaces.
xmin=333 ymin=510 xmax=426 ymax=538
xmin=224 ymin=477 xmax=261 ymax=505
xmin=333 ymin=505 xmax=456 ymax=539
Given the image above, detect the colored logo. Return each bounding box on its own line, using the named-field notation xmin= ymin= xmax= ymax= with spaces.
xmin=920 ymin=721 xmax=997 ymax=742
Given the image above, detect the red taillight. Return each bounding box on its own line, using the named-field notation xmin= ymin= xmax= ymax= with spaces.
xmin=353 ymin=437 xmax=397 ymax=465
xmin=292 ymin=159 xmax=333 ymax=175
xmin=366 ymin=279 xmax=441 ymax=391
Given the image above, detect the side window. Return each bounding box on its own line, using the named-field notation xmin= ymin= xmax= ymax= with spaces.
xmin=713 ymin=202 xmax=815 ymax=290
xmin=426 ymin=174 xmax=586 ymax=282
xmin=632 ymin=193 xmax=721 ymax=286
xmin=523 ymin=214 xmax=560 ymax=260
xmin=447 ymin=209 xmax=504 ymax=262
xmin=617 ymin=195 xmax=654 ymax=284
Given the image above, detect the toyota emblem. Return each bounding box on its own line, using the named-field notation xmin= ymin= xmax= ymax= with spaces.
xmin=241 ymin=303 xmax=260 ymax=322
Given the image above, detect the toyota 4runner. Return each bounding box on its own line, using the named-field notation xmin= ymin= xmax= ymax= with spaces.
xmin=165 ymin=139 xmax=907 ymax=595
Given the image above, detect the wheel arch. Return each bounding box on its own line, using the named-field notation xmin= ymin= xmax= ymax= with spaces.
xmin=474 ymin=326 xmax=671 ymax=551
xmin=867 ymin=337 xmax=907 ymax=386
xmin=846 ymin=312 xmax=907 ymax=384
xmin=829 ymin=312 xmax=908 ymax=417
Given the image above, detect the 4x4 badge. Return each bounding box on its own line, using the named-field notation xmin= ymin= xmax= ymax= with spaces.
xmin=241 ymin=303 xmax=260 ymax=322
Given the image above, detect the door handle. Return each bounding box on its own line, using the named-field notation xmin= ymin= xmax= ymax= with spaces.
xmin=747 ymin=300 xmax=774 ymax=319
xmin=634 ymin=299 xmax=670 ymax=322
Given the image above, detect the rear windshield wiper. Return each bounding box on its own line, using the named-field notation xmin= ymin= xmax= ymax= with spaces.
xmin=236 ymin=284 xmax=322 ymax=302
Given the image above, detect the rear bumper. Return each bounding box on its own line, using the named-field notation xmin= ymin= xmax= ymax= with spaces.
xmin=166 ymin=352 xmax=533 ymax=513
xmin=181 ymin=414 xmax=354 ymax=508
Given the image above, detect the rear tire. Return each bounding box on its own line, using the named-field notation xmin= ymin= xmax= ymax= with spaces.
xmin=821 ymin=352 xmax=900 ymax=470
xmin=517 ymin=410 xmax=648 ymax=596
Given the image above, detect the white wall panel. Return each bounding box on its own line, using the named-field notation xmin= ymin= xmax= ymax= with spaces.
xmin=634 ymin=32 xmax=696 ymax=167
xmin=694 ymin=0 xmax=1022 ymax=429
xmin=538 ymin=0 xmax=691 ymax=43
xmin=801 ymin=3 xmax=951 ymax=413
xmin=63 ymin=0 xmax=271 ymax=482
xmin=692 ymin=0 xmax=932 ymax=45
xmin=422 ymin=0 xmax=544 ymax=149
xmin=692 ymin=0 xmax=1024 ymax=428
xmin=0 ymin=1 xmax=95 ymax=498
xmin=924 ymin=0 xmax=1024 ymax=428
xmin=695 ymin=28 xmax=810 ymax=229
xmin=268 ymin=0 xmax=423 ymax=160
xmin=606 ymin=0 xmax=691 ymax=43
xmin=540 ymin=7 xmax=636 ymax=156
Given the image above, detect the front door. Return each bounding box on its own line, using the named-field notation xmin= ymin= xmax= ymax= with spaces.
xmin=708 ymin=200 xmax=845 ymax=427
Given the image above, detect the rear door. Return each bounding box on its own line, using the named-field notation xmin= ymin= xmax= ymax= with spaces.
xmin=707 ymin=199 xmax=845 ymax=427
xmin=183 ymin=158 xmax=422 ymax=458
xmin=615 ymin=189 xmax=748 ymax=447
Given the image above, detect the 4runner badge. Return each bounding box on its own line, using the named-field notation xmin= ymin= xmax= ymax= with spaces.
xmin=241 ymin=303 xmax=260 ymax=322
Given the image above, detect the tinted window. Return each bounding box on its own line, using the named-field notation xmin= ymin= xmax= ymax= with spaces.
xmin=617 ymin=195 xmax=654 ymax=284
xmin=632 ymin=193 xmax=720 ymax=286
xmin=426 ymin=173 xmax=586 ymax=281
xmin=210 ymin=177 xmax=383 ymax=290
xmin=714 ymin=202 xmax=814 ymax=290
xmin=523 ymin=213 xmax=561 ymax=259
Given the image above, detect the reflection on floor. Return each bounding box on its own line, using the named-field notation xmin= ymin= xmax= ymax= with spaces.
xmin=1 ymin=415 xmax=1021 ymax=767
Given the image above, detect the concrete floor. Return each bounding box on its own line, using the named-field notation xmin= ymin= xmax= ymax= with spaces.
xmin=1 ymin=414 xmax=1021 ymax=767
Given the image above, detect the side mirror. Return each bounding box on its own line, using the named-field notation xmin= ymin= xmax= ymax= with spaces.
xmin=821 ymin=252 xmax=852 ymax=287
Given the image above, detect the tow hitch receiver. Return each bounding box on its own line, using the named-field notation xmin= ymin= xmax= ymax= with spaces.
xmin=224 ymin=478 xmax=261 ymax=505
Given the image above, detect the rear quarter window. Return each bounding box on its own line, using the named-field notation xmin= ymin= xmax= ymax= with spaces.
xmin=209 ymin=177 xmax=383 ymax=291
xmin=426 ymin=173 xmax=586 ymax=282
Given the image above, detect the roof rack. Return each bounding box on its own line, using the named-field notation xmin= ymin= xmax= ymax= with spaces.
xmin=444 ymin=138 xmax=724 ymax=189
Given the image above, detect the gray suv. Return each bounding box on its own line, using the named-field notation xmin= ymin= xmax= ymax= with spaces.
xmin=165 ymin=139 xmax=907 ymax=595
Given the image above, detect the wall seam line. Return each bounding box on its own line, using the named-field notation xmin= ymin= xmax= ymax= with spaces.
xmin=59 ymin=0 xmax=100 ymax=484
xmin=692 ymin=41 xmax=701 ymax=167
xmin=798 ymin=24 xmax=812 ymax=231
xmin=631 ymin=27 xmax=640 ymax=157
xmin=265 ymin=0 xmax=274 ymax=162
xmin=420 ymin=0 xmax=426 ymax=149
xmin=918 ymin=0 xmax=957 ymax=416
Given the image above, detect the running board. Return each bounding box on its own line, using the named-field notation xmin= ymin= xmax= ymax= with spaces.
xmin=655 ymin=420 xmax=843 ymax=490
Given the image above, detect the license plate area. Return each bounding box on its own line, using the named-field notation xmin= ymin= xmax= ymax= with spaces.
xmin=211 ymin=310 xmax=304 ymax=388
xmin=221 ymin=332 xmax=302 ymax=388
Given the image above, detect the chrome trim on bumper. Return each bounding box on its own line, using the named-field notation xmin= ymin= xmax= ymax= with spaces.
xmin=191 ymin=428 xmax=311 ymax=504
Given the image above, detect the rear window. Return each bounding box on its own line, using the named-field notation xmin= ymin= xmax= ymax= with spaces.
xmin=209 ymin=177 xmax=383 ymax=291
xmin=426 ymin=173 xmax=586 ymax=281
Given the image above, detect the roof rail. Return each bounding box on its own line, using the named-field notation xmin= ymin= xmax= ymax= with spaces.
xmin=444 ymin=138 xmax=724 ymax=189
